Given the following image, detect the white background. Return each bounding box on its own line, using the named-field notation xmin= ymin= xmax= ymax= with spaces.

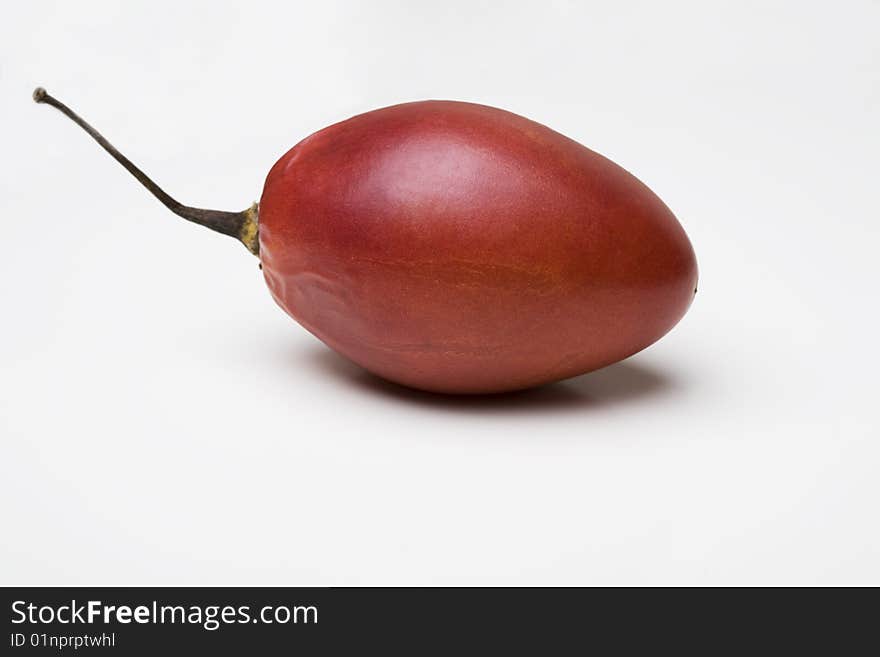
xmin=1 ymin=1 xmax=878 ymax=585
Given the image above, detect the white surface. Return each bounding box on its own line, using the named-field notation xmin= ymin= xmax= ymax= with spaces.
xmin=1 ymin=0 xmax=878 ymax=585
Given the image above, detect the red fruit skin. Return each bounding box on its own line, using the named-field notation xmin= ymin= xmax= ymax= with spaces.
xmin=258 ymin=101 xmax=697 ymax=394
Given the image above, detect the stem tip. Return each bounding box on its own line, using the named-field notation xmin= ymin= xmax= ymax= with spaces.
xmin=33 ymin=86 xmax=48 ymax=103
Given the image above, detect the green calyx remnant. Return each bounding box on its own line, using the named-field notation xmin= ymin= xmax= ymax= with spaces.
xmin=33 ymin=86 xmax=260 ymax=256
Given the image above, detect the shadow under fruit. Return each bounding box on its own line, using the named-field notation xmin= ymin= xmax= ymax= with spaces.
xmin=35 ymin=87 xmax=697 ymax=394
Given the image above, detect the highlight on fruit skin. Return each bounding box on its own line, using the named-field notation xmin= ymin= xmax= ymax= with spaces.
xmin=34 ymin=86 xmax=698 ymax=394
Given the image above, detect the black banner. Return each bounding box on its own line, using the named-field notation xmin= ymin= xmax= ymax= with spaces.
xmin=1 ymin=587 xmax=873 ymax=653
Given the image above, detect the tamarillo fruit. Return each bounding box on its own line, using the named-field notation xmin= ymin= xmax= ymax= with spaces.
xmin=35 ymin=88 xmax=697 ymax=394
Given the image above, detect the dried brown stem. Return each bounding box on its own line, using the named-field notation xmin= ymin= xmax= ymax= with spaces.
xmin=33 ymin=86 xmax=259 ymax=255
